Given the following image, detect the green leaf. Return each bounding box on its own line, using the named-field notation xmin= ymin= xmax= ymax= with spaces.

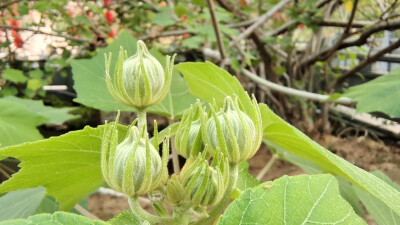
xmin=0 ymin=100 xmax=44 ymax=147
xmin=337 ymin=177 xmax=365 ymax=218
xmin=72 ymin=30 xmax=195 ymax=118
xmin=261 ymin=103 xmax=400 ymax=218
xmin=108 ymin=210 xmax=142 ymax=225
xmin=29 ymin=70 xmax=43 ymax=79
xmin=0 ymin=187 xmax=46 ymax=221
xmin=236 ymin=162 xmax=260 ymax=192
xmin=2 ymin=69 xmax=28 ymax=84
xmin=353 ymin=171 xmax=400 ymax=225
xmin=175 ymin=62 xmax=253 ymax=115
xmin=177 ymin=61 xmax=400 ymax=218
xmin=218 ymin=174 xmax=365 ymax=224
xmin=264 ymin=140 xmax=322 ymax=174
xmin=0 ymin=125 xmax=128 ymax=210
xmin=152 ymin=8 xmax=176 ymax=27
xmin=1 ymin=96 xmax=77 ymax=125
xmin=149 ymin=48 xmax=196 ymax=118
xmin=35 ymin=196 xmax=59 ymax=214
xmin=0 ymin=212 xmax=107 ymax=225
xmin=33 ymin=1 xmax=48 ymax=13
xmin=182 ymin=36 xmax=204 ymax=49
xmin=71 ymin=30 xmax=136 ymax=112
xmin=344 ymin=68 xmax=400 ymax=118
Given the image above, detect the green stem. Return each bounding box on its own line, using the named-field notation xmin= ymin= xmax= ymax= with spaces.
xmin=137 ymin=108 xmax=147 ymax=133
xmin=128 ymin=196 xmax=176 ymax=225
xmin=193 ymin=163 xmax=239 ymax=225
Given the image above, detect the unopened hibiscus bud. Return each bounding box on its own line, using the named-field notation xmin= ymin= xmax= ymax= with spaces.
xmin=175 ymin=101 xmax=205 ymax=158
xmin=179 ymin=152 xmax=228 ymax=207
xmin=105 ymin=41 xmax=175 ymax=109
xmin=101 ymin=114 xmax=169 ymax=196
xmin=204 ymin=96 xmax=262 ymax=163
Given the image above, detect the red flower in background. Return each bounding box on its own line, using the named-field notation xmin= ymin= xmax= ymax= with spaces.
xmin=297 ymin=24 xmax=305 ymax=29
xmin=108 ymin=29 xmax=116 ymax=38
xmin=180 ymin=15 xmax=187 ymax=22
xmin=14 ymin=35 xmax=23 ymax=48
xmin=103 ymin=0 xmax=111 ymax=7
xmin=9 ymin=19 xmax=22 ymax=38
xmin=105 ymin=10 xmax=114 ymax=23
xmin=10 ymin=19 xmax=22 ymax=27
xmin=182 ymin=33 xmax=190 ymax=39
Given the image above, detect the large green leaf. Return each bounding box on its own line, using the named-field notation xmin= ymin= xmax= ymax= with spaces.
xmin=1 ymin=96 xmax=77 ymax=125
xmin=0 ymin=100 xmax=45 ymax=147
xmin=260 ymin=103 xmax=400 ymax=217
xmin=344 ymin=68 xmax=400 ymax=118
xmin=71 ymin=30 xmax=195 ymax=118
xmin=236 ymin=162 xmax=260 ymax=192
xmin=148 ymin=49 xmax=196 ymax=118
xmin=2 ymin=69 xmax=28 ymax=84
xmin=0 ymin=212 xmax=107 ymax=225
xmin=353 ymin=171 xmax=400 ymax=225
xmin=0 ymin=125 xmax=128 ymax=210
xmin=218 ymin=174 xmax=365 ymax=224
xmin=176 ymin=61 xmax=400 ymax=217
xmin=175 ymin=62 xmax=253 ymax=115
xmin=71 ymin=30 xmax=136 ymax=112
xmin=0 ymin=187 xmax=46 ymax=221
xmin=0 ymin=97 xmax=77 ymax=147
xmin=108 ymin=210 xmax=142 ymax=225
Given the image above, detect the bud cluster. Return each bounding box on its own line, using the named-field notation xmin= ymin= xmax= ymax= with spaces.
xmin=175 ymin=95 xmax=263 ymax=164
xmin=101 ymin=115 xmax=169 ymax=196
xmin=101 ymin=40 xmax=263 ymax=223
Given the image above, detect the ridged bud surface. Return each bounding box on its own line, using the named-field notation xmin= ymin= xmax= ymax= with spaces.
xmin=175 ymin=101 xmax=205 ymax=158
xmin=204 ymin=96 xmax=262 ymax=163
xmin=105 ymin=40 xmax=175 ymax=109
xmin=101 ymin=116 xmax=169 ymax=196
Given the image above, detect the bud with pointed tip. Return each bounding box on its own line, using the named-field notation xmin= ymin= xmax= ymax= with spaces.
xmin=204 ymin=95 xmax=262 ymax=163
xmin=175 ymin=101 xmax=205 ymax=158
xmin=165 ymin=152 xmax=228 ymax=208
xmin=105 ymin=40 xmax=175 ymax=109
xmin=101 ymin=114 xmax=169 ymax=196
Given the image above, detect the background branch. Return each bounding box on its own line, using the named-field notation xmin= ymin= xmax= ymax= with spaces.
xmin=0 ymin=25 xmax=91 ymax=42
xmin=206 ymin=0 xmax=226 ymax=61
xmin=332 ymin=38 xmax=400 ymax=88
xmin=301 ymin=19 xmax=400 ymax=68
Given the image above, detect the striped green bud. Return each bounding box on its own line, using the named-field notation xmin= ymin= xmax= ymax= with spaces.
xmin=105 ymin=40 xmax=175 ymax=109
xmin=204 ymin=96 xmax=262 ymax=163
xmin=175 ymin=101 xmax=205 ymax=158
xmin=101 ymin=115 xmax=169 ymax=196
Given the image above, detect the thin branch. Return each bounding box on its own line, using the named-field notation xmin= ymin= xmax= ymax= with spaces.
xmin=74 ymin=204 xmax=101 ymax=220
xmin=256 ymin=154 xmax=278 ymax=180
xmin=0 ymin=0 xmax=23 ymax=9
xmin=331 ymin=38 xmax=400 ymax=87
xmin=0 ymin=25 xmax=91 ymax=42
xmin=230 ymin=0 xmax=291 ymax=46
xmin=206 ymin=0 xmax=226 ymax=61
xmin=322 ymin=0 xmax=359 ymax=66
xmin=344 ymin=0 xmax=359 ymax=34
xmin=301 ymin=19 xmax=400 ymax=68
xmin=241 ymin=68 xmax=356 ymax=104
xmin=264 ymin=0 xmax=332 ymax=37
xmin=137 ymin=19 xmax=256 ymax=40
xmin=314 ymin=19 xmax=373 ymax=28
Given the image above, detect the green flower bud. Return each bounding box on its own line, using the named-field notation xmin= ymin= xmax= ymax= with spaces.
xmin=101 ymin=115 xmax=169 ymax=196
xmin=165 ymin=174 xmax=187 ymax=205
xmin=105 ymin=40 xmax=175 ymax=109
xmin=179 ymin=152 xmax=229 ymax=207
xmin=204 ymin=96 xmax=262 ymax=163
xmin=175 ymin=101 xmax=205 ymax=158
